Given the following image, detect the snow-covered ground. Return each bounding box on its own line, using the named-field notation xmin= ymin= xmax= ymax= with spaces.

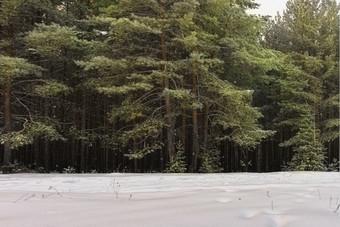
xmin=0 ymin=172 xmax=340 ymax=227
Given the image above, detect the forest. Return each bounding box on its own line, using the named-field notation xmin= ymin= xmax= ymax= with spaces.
xmin=0 ymin=0 xmax=339 ymax=173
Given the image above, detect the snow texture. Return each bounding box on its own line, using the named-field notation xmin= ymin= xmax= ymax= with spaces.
xmin=0 ymin=172 xmax=340 ymax=226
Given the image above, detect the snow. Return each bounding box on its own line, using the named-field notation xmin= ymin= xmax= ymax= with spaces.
xmin=0 ymin=172 xmax=340 ymax=226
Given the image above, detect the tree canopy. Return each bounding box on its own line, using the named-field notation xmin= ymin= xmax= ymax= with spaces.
xmin=0 ymin=0 xmax=339 ymax=173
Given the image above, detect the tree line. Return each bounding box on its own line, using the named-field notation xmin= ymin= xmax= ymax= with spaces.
xmin=0 ymin=0 xmax=339 ymax=173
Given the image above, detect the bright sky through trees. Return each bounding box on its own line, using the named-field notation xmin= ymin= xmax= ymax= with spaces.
xmin=250 ymin=0 xmax=340 ymax=17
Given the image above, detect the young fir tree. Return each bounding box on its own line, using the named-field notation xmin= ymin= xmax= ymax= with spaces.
xmin=166 ymin=141 xmax=187 ymax=173
xmin=281 ymin=114 xmax=326 ymax=171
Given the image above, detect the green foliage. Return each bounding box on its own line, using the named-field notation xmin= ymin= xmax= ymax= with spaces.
xmin=109 ymin=102 xmax=145 ymax=122
xmin=0 ymin=55 xmax=41 ymax=84
xmin=199 ymin=148 xmax=222 ymax=173
xmin=96 ymin=82 xmax=154 ymax=95
xmin=1 ymin=160 xmax=30 ymax=174
xmin=25 ymin=23 xmax=87 ymax=58
xmin=0 ymin=121 xmax=64 ymax=149
xmin=62 ymin=166 xmax=76 ymax=174
xmin=209 ymin=78 xmax=274 ymax=147
xmin=120 ymin=119 xmax=164 ymax=145
xmin=0 ymin=0 xmax=46 ymax=25
xmin=264 ymin=0 xmax=339 ymax=171
xmin=327 ymin=159 xmax=339 ymax=172
xmin=166 ymin=142 xmax=187 ymax=173
xmin=34 ymin=80 xmax=71 ymax=97
xmin=282 ymin=115 xmax=326 ymax=171
xmin=126 ymin=142 xmax=164 ymax=160
xmin=288 ymin=145 xmax=326 ymax=171
xmin=0 ymin=0 xmax=337 ymax=173
xmin=110 ymin=18 xmax=161 ymax=41
xmin=76 ymin=56 xmax=128 ymax=76
xmin=1 ymin=160 xmax=44 ymax=174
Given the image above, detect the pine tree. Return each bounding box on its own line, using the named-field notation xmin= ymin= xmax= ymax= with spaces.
xmin=0 ymin=0 xmax=60 ymax=165
xmin=264 ymin=0 xmax=339 ymax=170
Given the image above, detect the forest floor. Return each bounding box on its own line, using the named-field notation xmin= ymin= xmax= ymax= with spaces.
xmin=0 ymin=172 xmax=340 ymax=226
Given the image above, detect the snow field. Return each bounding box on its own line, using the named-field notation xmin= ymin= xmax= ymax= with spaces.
xmin=0 ymin=172 xmax=340 ymax=227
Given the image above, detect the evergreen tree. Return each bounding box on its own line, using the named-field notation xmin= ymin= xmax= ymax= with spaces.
xmin=281 ymin=114 xmax=326 ymax=170
xmin=166 ymin=141 xmax=187 ymax=173
xmin=264 ymin=0 xmax=339 ymax=170
xmin=0 ymin=0 xmax=61 ymax=165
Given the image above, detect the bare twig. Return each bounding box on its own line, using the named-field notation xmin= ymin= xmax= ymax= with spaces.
xmin=54 ymin=188 xmax=63 ymax=197
xmin=271 ymin=201 xmax=274 ymax=211
xmin=13 ymin=193 xmax=29 ymax=203
xmin=110 ymin=179 xmax=120 ymax=200
xmin=48 ymin=186 xmax=63 ymax=197
xmin=42 ymin=193 xmax=54 ymax=199
xmin=318 ymin=188 xmax=321 ymax=200
xmin=24 ymin=194 xmax=35 ymax=201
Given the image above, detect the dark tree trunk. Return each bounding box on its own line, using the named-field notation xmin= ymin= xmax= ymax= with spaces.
xmin=203 ymin=105 xmax=209 ymax=150
xmin=257 ymin=143 xmax=262 ymax=172
xmin=3 ymin=84 xmax=12 ymax=164
xmin=80 ymin=93 xmax=86 ymax=172
xmin=44 ymin=99 xmax=50 ymax=171
xmin=160 ymin=1 xmax=174 ymax=161
xmin=190 ymin=46 xmax=200 ymax=173
xmin=3 ymin=24 xmax=13 ymax=165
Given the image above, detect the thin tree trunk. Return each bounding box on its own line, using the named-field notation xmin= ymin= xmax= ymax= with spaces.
xmin=245 ymin=148 xmax=249 ymax=172
xmin=132 ymin=118 xmax=138 ymax=172
xmin=160 ymin=1 xmax=174 ymax=162
xmin=71 ymin=92 xmax=78 ymax=170
xmin=203 ymin=105 xmax=209 ymax=150
xmin=3 ymin=84 xmax=12 ymax=164
xmin=44 ymin=99 xmax=50 ymax=172
xmin=190 ymin=45 xmax=200 ymax=172
xmin=3 ymin=24 xmax=13 ymax=165
xmin=103 ymin=95 xmax=109 ymax=172
xmin=257 ymin=143 xmax=262 ymax=172
xmin=271 ymin=139 xmax=275 ymax=171
xmin=80 ymin=93 xmax=86 ymax=172
xmin=134 ymin=139 xmax=138 ymax=172
xmin=182 ymin=111 xmax=186 ymax=153
xmin=234 ymin=144 xmax=239 ymax=171
xmin=191 ymin=107 xmax=199 ymax=172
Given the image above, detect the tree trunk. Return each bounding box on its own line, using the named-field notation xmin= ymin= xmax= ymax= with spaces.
xmin=3 ymin=24 xmax=13 ymax=165
xmin=3 ymin=84 xmax=12 ymax=164
xmin=203 ymin=105 xmax=209 ymax=150
xmin=133 ymin=139 xmax=138 ymax=172
xmin=182 ymin=111 xmax=186 ymax=154
xmin=190 ymin=46 xmax=200 ymax=172
xmin=257 ymin=143 xmax=262 ymax=172
xmin=80 ymin=92 xmax=86 ymax=172
xmin=160 ymin=1 xmax=174 ymax=161
xmin=44 ymin=99 xmax=50 ymax=172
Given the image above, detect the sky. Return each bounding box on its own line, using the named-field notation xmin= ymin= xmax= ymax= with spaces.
xmin=250 ymin=0 xmax=340 ymax=18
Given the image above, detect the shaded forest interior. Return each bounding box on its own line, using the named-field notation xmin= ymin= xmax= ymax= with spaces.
xmin=0 ymin=0 xmax=339 ymax=173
